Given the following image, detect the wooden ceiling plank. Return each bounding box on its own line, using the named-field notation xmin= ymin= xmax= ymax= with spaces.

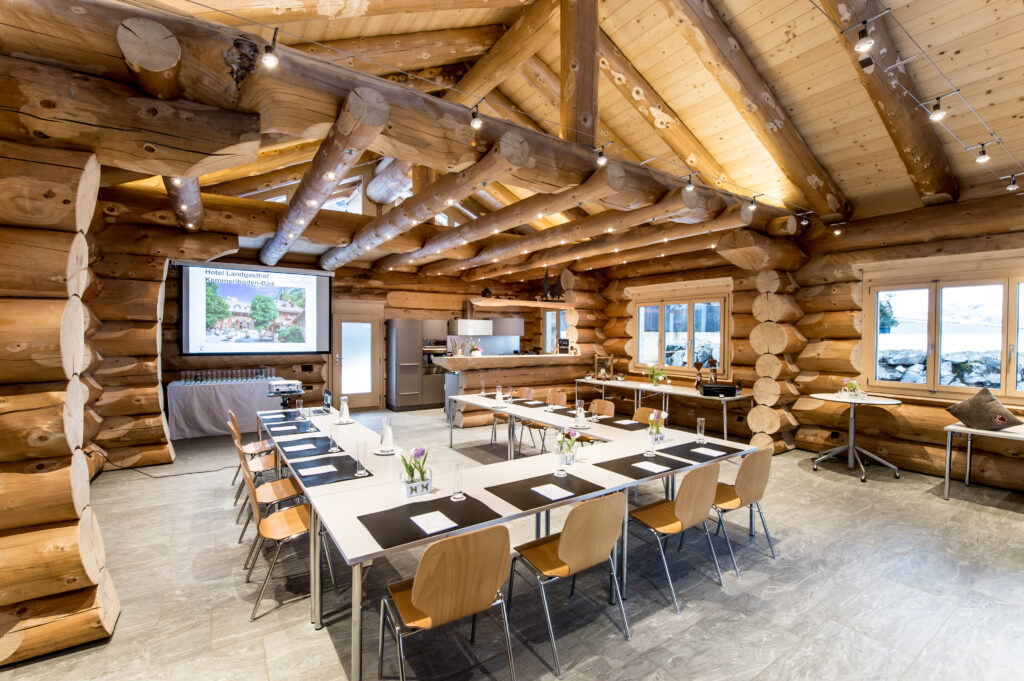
xmin=560 ymin=0 xmax=599 ymax=146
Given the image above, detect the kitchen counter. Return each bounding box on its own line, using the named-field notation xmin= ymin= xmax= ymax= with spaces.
xmin=433 ymin=354 xmax=592 ymax=371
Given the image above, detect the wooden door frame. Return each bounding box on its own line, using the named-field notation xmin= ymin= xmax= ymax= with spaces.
xmin=331 ymin=299 xmax=385 ymax=410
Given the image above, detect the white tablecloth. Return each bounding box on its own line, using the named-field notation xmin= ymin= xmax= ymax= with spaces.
xmin=166 ymin=380 xmax=281 ymax=439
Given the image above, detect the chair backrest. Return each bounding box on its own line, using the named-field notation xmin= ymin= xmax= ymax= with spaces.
xmin=735 ymin=447 xmax=773 ymax=506
xmin=231 ymin=425 xmax=264 ymax=524
xmin=228 ymin=410 xmax=241 ymax=438
xmin=590 ymin=399 xmax=615 ymax=417
xmin=410 ymin=525 xmax=511 ymax=628
xmin=557 ymin=492 xmax=625 ymax=575
xmin=546 ymin=390 xmax=567 ymax=407
xmin=673 ymin=463 xmax=720 ymax=530
xmin=513 ymin=387 xmax=535 ymax=400
xmin=633 ymin=407 xmax=664 ymax=426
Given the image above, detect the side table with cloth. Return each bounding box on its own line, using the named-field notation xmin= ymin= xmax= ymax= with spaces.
xmin=166 ymin=380 xmax=280 ymax=439
xmin=810 ymin=392 xmax=901 ymax=483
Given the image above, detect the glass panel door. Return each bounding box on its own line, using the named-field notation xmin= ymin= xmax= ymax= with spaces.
xmin=338 ymin=317 xmax=381 ymax=409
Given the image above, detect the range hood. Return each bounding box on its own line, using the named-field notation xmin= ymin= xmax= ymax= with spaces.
xmin=448 ymin=319 xmax=493 ymax=336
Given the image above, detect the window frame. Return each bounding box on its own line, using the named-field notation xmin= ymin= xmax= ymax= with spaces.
xmin=629 ymin=294 xmax=731 ymax=380
xmin=543 ymin=309 xmax=567 ymax=353
xmin=862 ymin=253 xmax=1024 ymax=403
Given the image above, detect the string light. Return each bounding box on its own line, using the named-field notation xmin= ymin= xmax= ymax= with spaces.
xmin=929 ymin=98 xmax=946 ymax=122
xmin=179 ymin=203 xmax=188 ymax=211
xmin=684 ymin=176 xmax=695 ymax=192
xmin=1007 ymin=175 xmax=1019 ymax=191
xmin=170 ymin=177 xmax=184 ymax=187
xmin=834 ymin=227 xmax=843 ymax=236
xmin=262 ymin=27 xmax=280 ymax=69
xmin=323 ymin=171 xmax=337 ymax=181
xmin=976 ymin=143 xmax=991 ymax=163
xmin=469 ymin=106 xmax=483 ymax=130
xmin=596 ymin=147 xmax=608 ymax=167
xmin=854 ymin=21 xmax=874 ymax=53
xmin=800 ymin=214 xmax=810 ymax=226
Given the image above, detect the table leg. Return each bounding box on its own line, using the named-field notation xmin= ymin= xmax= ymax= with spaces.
xmin=507 ymin=414 xmax=516 ymax=461
xmin=722 ymin=401 xmax=728 ymax=441
xmin=545 ymin=510 xmax=551 ymax=536
xmin=944 ymin=430 xmax=953 ymax=500
xmin=965 ymin=434 xmax=974 ymax=487
xmin=662 ymin=393 xmax=668 ymax=413
xmin=620 ymin=492 xmax=629 ymax=600
xmin=310 ymin=508 xmax=322 ymax=627
xmin=447 ymin=397 xmax=453 ymax=447
xmin=574 ymin=381 xmax=578 ymax=404
xmin=847 ymin=404 xmax=857 ymax=470
xmin=351 ymin=562 xmax=363 ymax=681
xmin=535 ymin=514 xmax=541 ymax=539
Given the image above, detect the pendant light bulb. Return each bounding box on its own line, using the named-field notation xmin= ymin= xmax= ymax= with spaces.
xmin=684 ymin=176 xmax=695 ymax=192
xmin=469 ymin=107 xmax=483 ymax=130
xmin=800 ymin=215 xmax=810 ymax=226
xmin=976 ymin=144 xmax=991 ymax=164
xmin=929 ymin=99 xmax=946 ymax=122
xmin=748 ymin=198 xmax=757 ymax=211
xmin=262 ymin=28 xmax=280 ymax=69
xmin=1008 ymin=175 xmax=1019 ymax=192
xmin=834 ymin=227 xmax=843 ymax=236
xmin=596 ymin=148 xmax=608 ymax=167
xmin=854 ymin=22 xmax=874 ymax=53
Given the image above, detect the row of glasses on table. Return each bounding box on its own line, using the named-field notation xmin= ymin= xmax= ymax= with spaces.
xmin=181 ymin=368 xmax=276 ymax=383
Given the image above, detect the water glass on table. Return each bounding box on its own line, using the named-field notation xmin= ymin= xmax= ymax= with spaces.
xmin=296 ymin=399 xmax=304 ymax=420
xmin=450 ymin=460 xmax=465 ymax=501
xmin=354 ymin=441 xmax=368 ymax=477
xmin=696 ymin=417 xmax=706 ymax=445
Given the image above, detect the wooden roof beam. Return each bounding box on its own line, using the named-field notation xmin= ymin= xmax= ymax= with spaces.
xmin=816 ymin=0 xmax=958 ymax=205
xmin=657 ymin=0 xmax=852 ymax=220
xmin=573 ymin=239 xmax=727 ymax=273
xmin=373 ymin=162 xmax=627 ymax=272
xmin=561 ymin=0 xmax=599 ymax=147
xmin=262 ymin=88 xmax=390 ymax=266
xmin=429 ymin=185 xmax=727 ymax=278
xmin=382 ymin=63 xmax=470 ymax=94
xmin=366 ymin=158 xmax=412 ymax=205
xmin=320 ymin=132 xmax=531 ymax=270
xmin=205 ymin=162 xmax=314 ymax=198
xmin=465 ymin=202 xmax=753 ymax=279
xmin=162 ymin=177 xmax=203 ymax=231
xmin=292 ymin=25 xmax=505 ymax=76
xmin=596 ymin=28 xmax=730 ymax=186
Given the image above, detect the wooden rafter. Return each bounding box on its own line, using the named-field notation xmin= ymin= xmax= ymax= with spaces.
xmin=657 ymin=0 xmax=852 ymax=220
xmin=596 ymin=28 xmax=730 ymax=185
xmin=572 ymin=238 xmax=727 ymax=273
xmin=560 ymin=0 xmax=599 ymax=146
xmin=205 ymin=162 xmax=314 ymax=198
xmin=816 ymin=0 xmax=958 ymax=205
xmin=373 ymin=163 xmax=627 ymax=272
xmin=161 ymin=177 xmax=203 ymax=231
xmin=261 ymin=88 xmax=390 ymax=266
xmin=320 ymin=132 xmax=531 ymax=269
xmin=381 ymin=63 xmax=471 ymax=94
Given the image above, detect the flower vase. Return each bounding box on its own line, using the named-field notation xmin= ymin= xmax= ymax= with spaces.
xmin=402 ymin=469 xmax=432 ymax=498
xmin=554 ymin=443 xmax=578 ymax=476
xmin=470 ymin=349 xmax=483 ymax=357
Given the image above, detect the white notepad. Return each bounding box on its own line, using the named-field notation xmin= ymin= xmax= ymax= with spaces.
xmin=524 ymin=400 xmax=543 ymax=405
xmin=594 ymin=415 xmax=611 ymax=420
xmin=283 ymin=443 xmax=317 ymax=453
xmin=298 ymin=464 xmax=335 ymax=477
xmin=692 ymin=446 xmax=724 ymax=456
xmin=271 ymin=425 xmax=297 ymax=432
xmin=411 ymin=511 xmax=457 ymax=534
xmin=615 ymin=419 xmax=637 ymax=425
xmin=531 ymin=484 xmax=573 ymax=500
xmin=262 ymin=414 xmax=285 ymax=420
xmin=633 ymin=461 xmax=670 ymax=473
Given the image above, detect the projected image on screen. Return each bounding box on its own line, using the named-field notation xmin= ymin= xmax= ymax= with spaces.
xmin=182 ymin=264 xmax=330 ymax=355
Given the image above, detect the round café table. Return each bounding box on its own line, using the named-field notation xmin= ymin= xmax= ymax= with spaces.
xmin=810 ymin=392 xmax=901 ymax=483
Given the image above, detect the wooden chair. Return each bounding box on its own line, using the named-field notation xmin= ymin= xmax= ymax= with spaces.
xmin=228 ymin=419 xmax=279 ymax=507
xmin=378 ymin=525 xmax=515 ymax=681
xmin=239 ymin=461 xmax=336 ymax=621
xmin=234 ymin=433 xmax=302 ymax=543
xmin=519 ymin=389 xmax=567 ymax=454
xmin=632 ymin=407 xmax=665 ymax=427
xmin=508 ymin=492 xmax=629 ymax=678
xmin=228 ymin=409 xmax=275 ymax=485
xmin=713 ymin=447 xmax=777 ymax=577
xmin=628 ymin=463 xmax=724 ymax=613
xmin=589 ymin=399 xmax=615 ymax=418
xmin=491 ymin=387 xmax=535 ymax=445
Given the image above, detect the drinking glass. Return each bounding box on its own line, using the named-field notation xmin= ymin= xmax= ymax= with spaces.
xmin=479 ymin=379 xmax=486 ymax=396
xmin=552 ymin=450 xmax=567 ymax=478
xmin=296 ymin=399 xmax=304 ymax=420
xmin=496 ymin=384 xmax=503 ymax=402
xmin=450 ymin=460 xmax=465 ymax=501
xmin=696 ymin=417 xmax=706 ymax=445
xmin=354 ymin=441 xmax=368 ymax=477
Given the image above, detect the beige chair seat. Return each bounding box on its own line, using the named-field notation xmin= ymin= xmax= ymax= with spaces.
xmin=258 ymin=503 xmax=310 ymax=542
xmin=248 ymin=453 xmax=278 ymax=474
xmin=514 ymin=534 xmax=571 ymax=578
xmin=629 ymin=499 xmax=684 ymax=535
xmin=714 ymin=482 xmax=743 ymax=510
xmin=255 ymin=477 xmax=301 ymax=506
xmin=387 ymin=579 xmax=433 ymax=629
xmin=242 ymin=438 xmax=275 ymax=456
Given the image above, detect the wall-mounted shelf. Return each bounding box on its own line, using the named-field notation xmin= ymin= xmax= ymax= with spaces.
xmin=470 ymin=298 xmax=570 ymax=310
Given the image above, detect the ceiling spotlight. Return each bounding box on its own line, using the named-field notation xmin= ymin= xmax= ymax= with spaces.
xmin=976 ymin=143 xmax=991 ymax=163
xmin=323 ymin=171 xmax=337 ymax=181
xmin=596 ymin=148 xmax=608 ymax=167
xmin=305 ymin=199 xmax=318 ymax=207
xmin=685 ymin=176 xmax=695 ymax=192
xmin=445 ymin=198 xmax=455 ymax=206
xmin=179 ymin=203 xmax=188 ymax=211
xmin=929 ymin=99 xmax=946 ymax=122
xmin=262 ymin=27 xmax=280 ymax=69
xmin=800 ymin=214 xmax=810 ymax=226
xmin=185 ymin=222 xmax=194 ymax=229
xmin=170 ymin=177 xmax=184 ymax=187
xmin=854 ymin=21 xmax=874 ymax=53
xmin=748 ymin=198 xmax=758 ymax=211
xmin=469 ymin=106 xmax=483 ymax=130
xmin=834 ymin=227 xmax=843 ymax=236
xmin=536 ymin=212 xmax=544 ymax=219
xmin=1008 ymin=175 xmax=1019 ymax=192
xmin=710 ymin=243 xmax=716 ymax=250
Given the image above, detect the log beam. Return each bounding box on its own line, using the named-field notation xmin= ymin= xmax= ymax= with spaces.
xmin=716 ymin=229 xmax=808 ymax=272
xmin=320 ymin=132 xmax=530 ymax=270
xmin=816 ymin=0 xmax=958 ymax=205
xmin=365 ymin=158 xmax=413 ymax=205
xmin=0 ymin=55 xmax=260 ymax=177
xmin=262 ymin=88 xmax=390 ymax=266
xmin=161 ymin=177 xmax=203 ymax=231
xmin=560 ymin=0 xmax=599 ymax=146
xmin=116 ymin=17 xmax=182 ymax=100
xmin=657 ymin=0 xmax=851 ymax=220
xmin=0 ymin=141 xmax=100 ymax=234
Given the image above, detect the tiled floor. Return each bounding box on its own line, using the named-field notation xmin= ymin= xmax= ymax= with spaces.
xmin=7 ymin=408 xmax=1024 ymax=681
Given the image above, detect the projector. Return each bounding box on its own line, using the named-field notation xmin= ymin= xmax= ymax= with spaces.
xmin=700 ymin=383 xmax=737 ymax=398
xmin=267 ymin=378 xmax=303 ymax=396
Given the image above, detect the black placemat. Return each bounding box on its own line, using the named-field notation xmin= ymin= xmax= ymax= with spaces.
xmin=290 ymin=455 xmax=371 ymax=487
xmin=602 ymin=418 xmax=649 ymax=432
xmin=267 ymin=419 xmax=319 ymax=435
xmin=260 ymin=409 xmax=299 ymax=421
xmin=594 ymin=453 xmax=693 ymax=480
xmin=277 ymin=436 xmax=340 ymax=460
xmin=484 ymin=473 xmax=604 ymax=512
xmin=357 ymin=495 xmax=501 ymax=549
xmin=659 ymin=441 xmax=747 ymax=463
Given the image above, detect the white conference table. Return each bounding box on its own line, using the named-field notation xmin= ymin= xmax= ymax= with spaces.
xmin=258 ymin=403 xmax=754 ymax=681
xmin=575 ymin=377 xmax=752 ymax=440
xmin=944 ymin=422 xmax=1024 ymax=500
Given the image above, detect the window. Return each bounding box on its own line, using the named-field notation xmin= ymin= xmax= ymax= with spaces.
xmin=864 ymin=254 xmax=1024 ymax=401
xmin=544 ymin=309 xmax=567 ymax=353
xmin=628 ymin=283 xmax=729 ymax=379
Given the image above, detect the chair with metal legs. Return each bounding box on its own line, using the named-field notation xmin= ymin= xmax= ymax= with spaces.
xmin=491 ymin=387 xmax=535 ymax=445
xmin=378 ymin=525 xmax=515 ymax=681
xmin=508 ymin=492 xmax=629 ymax=678
xmin=712 ymin=447 xmax=777 ymax=578
xmin=233 ymin=431 xmax=302 ymax=543
xmin=577 ymin=399 xmax=616 ymax=445
xmin=228 ymin=418 xmax=279 ymax=507
xmin=628 ymin=463 xmax=724 ymax=613
xmin=518 ymin=389 xmax=567 ymax=454
xmin=228 ymin=410 xmax=275 ymax=486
